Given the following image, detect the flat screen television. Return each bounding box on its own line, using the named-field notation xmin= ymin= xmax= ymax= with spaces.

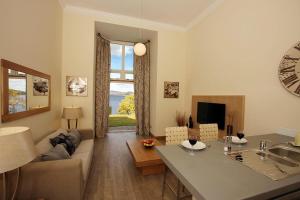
xmin=197 ymin=102 xmax=226 ymax=130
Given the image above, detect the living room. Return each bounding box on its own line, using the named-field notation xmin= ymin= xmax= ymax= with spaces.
xmin=1 ymin=0 xmax=300 ymax=199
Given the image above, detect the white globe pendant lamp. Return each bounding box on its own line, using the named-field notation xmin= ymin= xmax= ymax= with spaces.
xmin=134 ymin=43 xmax=146 ymax=56
xmin=134 ymin=0 xmax=146 ymax=57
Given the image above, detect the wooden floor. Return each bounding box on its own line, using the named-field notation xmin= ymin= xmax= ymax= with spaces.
xmin=84 ymin=132 xmax=178 ymax=200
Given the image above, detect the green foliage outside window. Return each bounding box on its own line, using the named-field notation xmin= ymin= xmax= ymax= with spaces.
xmin=118 ymin=95 xmax=135 ymax=115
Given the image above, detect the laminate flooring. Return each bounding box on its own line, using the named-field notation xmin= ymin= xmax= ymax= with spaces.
xmin=84 ymin=132 xmax=187 ymax=200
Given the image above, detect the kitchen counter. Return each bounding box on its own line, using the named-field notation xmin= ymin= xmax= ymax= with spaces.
xmin=156 ymin=134 xmax=300 ymax=200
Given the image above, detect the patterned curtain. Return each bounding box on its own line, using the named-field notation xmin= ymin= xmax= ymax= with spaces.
xmin=95 ymin=35 xmax=110 ymax=138
xmin=134 ymin=42 xmax=150 ymax=136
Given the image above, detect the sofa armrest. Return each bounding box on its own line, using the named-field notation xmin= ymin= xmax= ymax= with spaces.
xmin=79 ymin=129 xmax=94 ymax=140
xmin=18 ymin=159 xmax=83 ymax=200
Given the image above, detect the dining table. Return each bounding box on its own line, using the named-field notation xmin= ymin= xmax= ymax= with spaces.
xmin=155 ymin=133 xmax=300 ymax=200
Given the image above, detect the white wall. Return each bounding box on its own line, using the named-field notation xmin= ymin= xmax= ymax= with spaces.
xmin=152 ymin=31 xmax=187 ymax=136
xmin=186 ymin=0 xmax=300 ymax=135
xmin=1 ymin=0 xmax=298 ymax=139
xmin=0 ymin=0 xmax=63 ymax=142
xmin=61 ymin=8 xmax=187 ymax=136
xmin=61 ymin=12 xmax=95 ymax=129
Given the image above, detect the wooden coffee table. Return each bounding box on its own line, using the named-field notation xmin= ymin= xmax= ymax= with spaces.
xmin=126 ymin=138 xmax=165 ymax=175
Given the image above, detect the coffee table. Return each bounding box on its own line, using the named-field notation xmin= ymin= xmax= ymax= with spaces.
xmin=126 ymin=138 xmax=165 ymax=175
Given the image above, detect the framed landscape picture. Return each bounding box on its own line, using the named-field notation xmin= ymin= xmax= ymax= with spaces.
xmin=164 ymin=81 xmax=179 ymax=98
xmin=66 ymin=76 xmax=87 ymax=97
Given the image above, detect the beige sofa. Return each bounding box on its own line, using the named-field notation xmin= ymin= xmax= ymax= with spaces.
xmin=17 ymin=128 xmax=94 ymax=200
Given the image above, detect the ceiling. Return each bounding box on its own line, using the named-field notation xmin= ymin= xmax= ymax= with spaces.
xmin=95 ymin=22 xmax=156 ymax=42
xmin=61 ymin=0 xmax=220 ymax=28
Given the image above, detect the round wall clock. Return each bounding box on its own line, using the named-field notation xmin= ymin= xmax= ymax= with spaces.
xmin=278 ymin=41 xmax=300 ymax=97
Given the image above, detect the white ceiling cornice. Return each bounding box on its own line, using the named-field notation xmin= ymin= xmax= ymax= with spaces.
xmin=186 ymin=0 xmax=225 ymax=29
xmin=64 ymin=5 xmax=186 ymax=32
xmin=58 ymin=0 xmax=66 ymax=8
xmin=60 ymin=0 xmax=225 ymax=32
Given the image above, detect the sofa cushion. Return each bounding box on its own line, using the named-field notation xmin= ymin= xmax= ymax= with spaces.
xmin=74 ymin=139 xmax=94 ymax=154
xmin=36 ymin=128 xmax=68 ymax=155
xmin=41 ymin=144 xmax=71 ymax=161
xmin=71 ymin=139 xmax=94 ymax=182
xmin=67 ymin=129 xmax=81 ymax=148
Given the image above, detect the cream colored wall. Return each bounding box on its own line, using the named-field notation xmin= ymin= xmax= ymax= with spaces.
xmin=61 ymin=13 xmax=95 ymax=129
xmin=2 ymin=1 xmax=296 ymax=139
xmin=152 ymin=31 xmax=187 ymax=136
xmin=0 ymin=0 xmax=63 ymax=142
xmin=61 ymin=9 xmax=187 ymax=135
xmin=186 ymin=0 xmax=300 ymax=135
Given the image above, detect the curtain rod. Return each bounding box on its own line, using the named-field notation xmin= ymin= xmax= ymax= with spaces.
xmin=96 ymin=33 xmax=150 ymax=44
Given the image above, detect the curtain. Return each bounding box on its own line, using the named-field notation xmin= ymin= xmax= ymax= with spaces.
xmin=95 ymin=35 xmax=110 ymax=138
xmin=134 ymin=42 xmax=150 ymax=136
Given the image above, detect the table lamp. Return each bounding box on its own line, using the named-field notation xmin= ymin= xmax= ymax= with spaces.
xmin=0 ymin=127 xmax=37 ymax=200
xmin=62 ymin=106 xmax=83 ymax=129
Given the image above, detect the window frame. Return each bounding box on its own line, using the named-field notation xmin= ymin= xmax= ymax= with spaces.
xmin=110 ymin=41 xmax=134 ymax=83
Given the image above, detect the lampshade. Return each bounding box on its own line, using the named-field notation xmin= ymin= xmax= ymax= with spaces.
xmin=0 ymin=127 xmax=37 ymax=173
xmin=62 ymin=107 xmax=82 ymax=119
xmin=134 ymin=43 xmax=146 ymax=56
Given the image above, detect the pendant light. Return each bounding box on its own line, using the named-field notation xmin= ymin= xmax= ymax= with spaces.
xmin=134 ymin=0 xmax=146 ymax=56
xmin=134 ymin=43 xmax=146 ymax=56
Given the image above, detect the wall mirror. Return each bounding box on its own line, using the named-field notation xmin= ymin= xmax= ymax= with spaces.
xmin=1 ymin=59 xmax=51 ymax=122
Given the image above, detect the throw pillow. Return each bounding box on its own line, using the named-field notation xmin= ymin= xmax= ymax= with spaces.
xmin=67 ymin=129 xmax=81 ymax=148
xmin=49 ymin=133 xmax=65 ymax=146
xmin=41 ymin=144 xmax=71 ymax=161
xmin=50 ymin=133 xmax=75 ymax=155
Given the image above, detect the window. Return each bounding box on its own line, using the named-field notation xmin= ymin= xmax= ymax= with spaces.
xmin=110 ymin=43 xmax=134 ymax=81
xmin=109 ymin=42 xmax=136 ymax=128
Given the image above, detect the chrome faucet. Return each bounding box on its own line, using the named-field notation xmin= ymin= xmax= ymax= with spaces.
xmin=224 ymin=136 xmax=232 ymax=152
xmin=259 ymin=140 xmax=271 ymax=151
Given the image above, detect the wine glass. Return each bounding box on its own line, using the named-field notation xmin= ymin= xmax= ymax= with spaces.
xmin=237 ymin=132 xmax=244 ymax=140
xmin=237 ymin=132 xmax=245 ymax=147
xmin=188 ymin=135 xmax=198 ymax=155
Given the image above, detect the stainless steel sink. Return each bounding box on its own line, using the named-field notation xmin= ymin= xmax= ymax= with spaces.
xmin=227 ymin=146 xmax=300 ymax=180
xmin=256 ymin=151 xmax=299 ymax=167
xmin=269 ymin=144 xmax=300 ymax=163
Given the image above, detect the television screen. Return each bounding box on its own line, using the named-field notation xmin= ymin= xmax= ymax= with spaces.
xmin=197 ymin=102 xmax=226 ymax=130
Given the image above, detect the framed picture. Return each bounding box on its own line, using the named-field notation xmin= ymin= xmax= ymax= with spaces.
xmin=33 ymin=76 xmax=49 ymax=96
xmin=164 ymin=81 xmax=179 ymax=98
xmin=66 ymin=76 xmax=87 ymax=97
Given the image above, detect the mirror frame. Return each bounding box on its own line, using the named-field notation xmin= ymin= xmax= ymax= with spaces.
xmin=1 ymin=59 xmax=51 ymax=122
